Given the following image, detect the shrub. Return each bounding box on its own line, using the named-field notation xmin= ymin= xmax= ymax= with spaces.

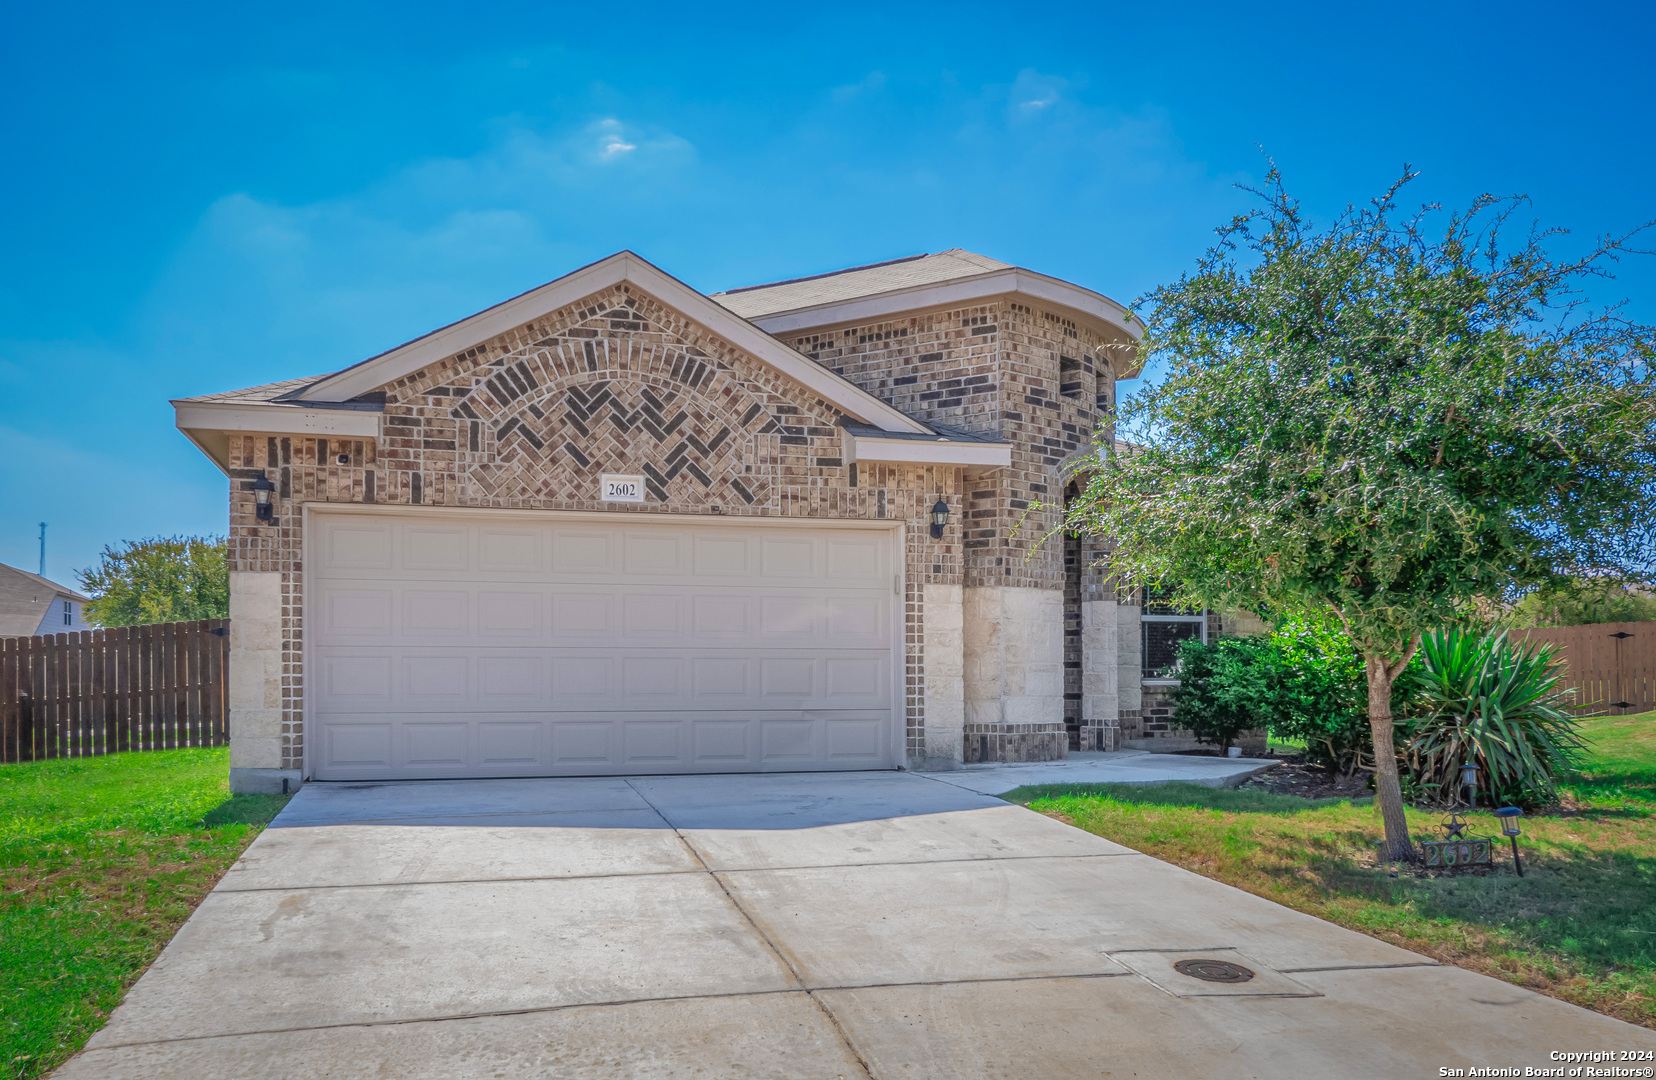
xmin=1400 ymin=627 xmax=1586 ymax=808
xmin=1169 ymin=635 xmax=1280 ymax=754
xmin=1263 ymin=618 xmax=1379 ymax=775
xmin=1170 ymin=616 xmax=1411 ymax=773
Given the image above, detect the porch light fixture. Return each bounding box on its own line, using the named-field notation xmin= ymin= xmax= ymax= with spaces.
xmin=1495 ymin=806 xmax=1524 ymax=876
xmin=252 ymin=471 xmax=276 ymax=523
xmin=929 ymin=499 xmax=950 ymax=540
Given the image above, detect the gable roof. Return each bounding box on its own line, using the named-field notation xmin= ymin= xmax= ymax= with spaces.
xmin=0 ymin=563 xmax=90 ymax=638
xmin=712 ymin=250 xmax=1012 ymax=318
xmin=277 ymin=251 xmax=927 ymax=434
xmin=712 ymin=248 xmax=1143 ymax=377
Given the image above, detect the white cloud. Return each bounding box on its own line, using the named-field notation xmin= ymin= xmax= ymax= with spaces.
xmin=1009 ymin=69 xmax=1066 ymax=118
xmin=594 ymin=117 xmax=637 ymax=158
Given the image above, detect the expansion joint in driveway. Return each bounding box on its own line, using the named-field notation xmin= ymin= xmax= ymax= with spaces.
xmin=621 ymin=778 xmax=879 ymax=1080
xmin=214 ymin=850 xmax=1131 ymax=894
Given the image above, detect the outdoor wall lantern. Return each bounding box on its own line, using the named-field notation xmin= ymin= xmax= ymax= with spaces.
xmin=253 ymin=471 xmax=276 ymax=523
xmin=929 ymin=499 xmax=950 ymax=540
xmin=1495 ymin=806 xmax=1525 ymax=877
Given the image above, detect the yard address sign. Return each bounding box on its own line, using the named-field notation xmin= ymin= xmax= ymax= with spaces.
xmin=600 ymin=474 xmax=646 ymax=503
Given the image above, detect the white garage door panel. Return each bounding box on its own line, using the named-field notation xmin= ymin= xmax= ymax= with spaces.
xmin=312 ymin=712 xmax=892 ymax=779
xmin=311 ymin=586 xmax=889 ymax=649
xmin=312 ymin=521 xmax=890 ymax=587
xmin=315 ymin=650 xmax=891 ymax=711
xmin=309 ymin=513 xmax=897 ymax=779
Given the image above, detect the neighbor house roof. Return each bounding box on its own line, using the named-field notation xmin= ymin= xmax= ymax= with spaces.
xmin=0 ymin=563 xmax=90 ymax=638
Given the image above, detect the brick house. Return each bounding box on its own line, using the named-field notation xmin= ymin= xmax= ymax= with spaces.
xmin=174 ymin=250 xmax=1183 ymax=794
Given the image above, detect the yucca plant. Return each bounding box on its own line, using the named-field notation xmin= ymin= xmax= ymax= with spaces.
xmin=1402 ymin=627 xmax=1586 ymax=808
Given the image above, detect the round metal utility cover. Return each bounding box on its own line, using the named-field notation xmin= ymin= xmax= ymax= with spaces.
xmin=1173 ymin=958 xmax=1256 ymax=983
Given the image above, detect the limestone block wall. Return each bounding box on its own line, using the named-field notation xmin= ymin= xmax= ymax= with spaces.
xmin=1116 ymin=598 xmax=1144 ymax=741
xmin=920 ymin=583 xmax=965 ymax=768
xmin=226 ymin=570 xmax=291 ymax=791
xmin=1080 ymin=598 xmax=1119 ymax=750
xmin=962 ymin=585 xmax=1066 ymax=761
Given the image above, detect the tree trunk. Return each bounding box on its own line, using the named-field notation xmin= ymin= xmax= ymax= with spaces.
xmin=1365 ymin=653 xmax=1417 ymax=862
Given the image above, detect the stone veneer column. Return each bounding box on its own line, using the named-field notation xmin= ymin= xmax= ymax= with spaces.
xmin=228 ymin=571 xmax=300 ymax=794
xmin=1115 ymin=597 xmax=1144 ymax=743
xmin=962 ymin=585 xmax=1067 ymax=762
xmin=916 ymin=582 xmax=965 ymax=770
xmin=1080 ymin=598 xmax=1119 ymax=750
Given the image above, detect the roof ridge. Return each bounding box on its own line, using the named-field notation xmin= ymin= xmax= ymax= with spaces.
xmin=0 ymin=562 xmax=90 ymax=601
xmin=715 ymin=253 xmax=931 ymax=297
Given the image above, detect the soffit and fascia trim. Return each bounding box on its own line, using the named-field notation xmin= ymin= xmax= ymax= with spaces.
xmin=845 ymin=434 xmax=1012 ymax=468
xmin=737 ymin=267 xmax=1145 ymax=379
xmin=284 ymin=252 xmax=929 ymax=434
xmin=173 ymin=401 xmax=384 ymax=475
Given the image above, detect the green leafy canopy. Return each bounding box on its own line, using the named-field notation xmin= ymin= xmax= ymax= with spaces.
xmin=1066 ymin=166 xmax=1656 ymax=663
xmin=76 ymin=536 xmax=228 ymax=627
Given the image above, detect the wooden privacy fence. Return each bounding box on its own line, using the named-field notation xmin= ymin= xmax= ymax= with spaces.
xmin=0 ymin=619 xmax=229 ymax=763
xmin=1514 ymin=620 xmax=1656 ymax=716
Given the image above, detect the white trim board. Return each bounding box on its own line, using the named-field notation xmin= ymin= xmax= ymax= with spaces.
xmin=287 ymin=251 xmax=928 ymax=434
xmin=847 ymin=434 xmax=1011 ymax=468
xmin=174 ymin=401 xmax=383 ymax=474
xmin=733 ymin=267 xmax=1146 ymax=379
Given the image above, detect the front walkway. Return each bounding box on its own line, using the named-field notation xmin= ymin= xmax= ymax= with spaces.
xmin=928 ymin=748 xmax=1279 ymax=795
xmin=58 ymin=772 xmax=1654 ymax=1078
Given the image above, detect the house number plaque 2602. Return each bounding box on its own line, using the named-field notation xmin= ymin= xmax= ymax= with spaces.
xmin=600 ymin=474 xmax=645 ymax=503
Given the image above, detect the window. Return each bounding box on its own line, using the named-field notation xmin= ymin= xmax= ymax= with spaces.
xmin=62 ymin=600 xmax=72 ymax=626
xmin=1140 ymin=591 xmax=1207 ymax=678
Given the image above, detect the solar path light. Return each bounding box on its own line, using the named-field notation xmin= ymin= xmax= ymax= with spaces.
xmin=1495 ymin=807 xmax=1525 ymax=877
xmin=1460 ymin=761 xmax=1479 ymax=808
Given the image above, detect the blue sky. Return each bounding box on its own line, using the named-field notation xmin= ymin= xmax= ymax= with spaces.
xmin=3 ymin=0 xmax=1652 ymax=583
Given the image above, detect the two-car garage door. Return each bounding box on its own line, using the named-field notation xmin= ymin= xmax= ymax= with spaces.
xmin=307 ymin=512 xmax=898 ymax=780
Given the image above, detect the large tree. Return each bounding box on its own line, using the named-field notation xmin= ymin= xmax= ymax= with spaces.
xmin=1067 ymin=169 xmax=1656 ymax=860
xmin=77 ymin=536 xmax=229 ymax=627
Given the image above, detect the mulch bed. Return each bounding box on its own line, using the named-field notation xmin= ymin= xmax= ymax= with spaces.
xmin=1237 ymin=753 xmax=1378 ymax=800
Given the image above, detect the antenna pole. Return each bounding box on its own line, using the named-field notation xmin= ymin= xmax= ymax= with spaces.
xmin=38 ymin=522 xmax=47 ymax=576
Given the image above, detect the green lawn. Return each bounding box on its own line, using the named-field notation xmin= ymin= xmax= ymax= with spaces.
xmin=1011 ymin=710 xmax=1656 ymax=1029
xmin=0 ymin=748 xmax=287 ymax=1080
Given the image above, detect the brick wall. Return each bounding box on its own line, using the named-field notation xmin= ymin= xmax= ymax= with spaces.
xmin=226 ymin=282 xmax=964 ymax=772
xmin=777 ymin=299 xmax=1121 ymax=593
xmin=778 ymin=299 xmax=1127 ymax=759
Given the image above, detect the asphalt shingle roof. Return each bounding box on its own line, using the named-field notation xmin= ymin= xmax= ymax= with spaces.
xmin=176 ymin=376 xmax=326 ymax=406
xmin=712 ymin=249 xmax=1012 ymax=319
xmin=0 ymin=563 xmax=90 ymax=637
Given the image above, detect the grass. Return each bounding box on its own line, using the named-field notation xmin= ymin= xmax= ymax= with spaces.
xmin=1008 ymin=710 xmax=1656 ymax=1029
xmin=0 ymin=748 xmax=287 ymax=1080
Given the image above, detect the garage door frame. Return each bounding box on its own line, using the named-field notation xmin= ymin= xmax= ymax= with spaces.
xmin=300 ymin=502 xmax=909 ymax=780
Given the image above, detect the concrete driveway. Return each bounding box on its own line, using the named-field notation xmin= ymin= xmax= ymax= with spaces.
xmin=59 ymin=771 xmax=1655 ymax=1078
